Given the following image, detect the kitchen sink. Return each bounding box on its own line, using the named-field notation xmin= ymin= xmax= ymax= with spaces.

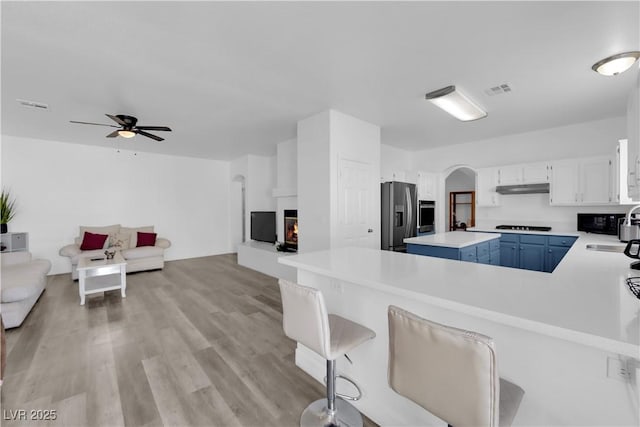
xmin=585 ymin=244 xmax=626 ymax=253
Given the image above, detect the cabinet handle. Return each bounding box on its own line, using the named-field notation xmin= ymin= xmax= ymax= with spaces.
xmin=548 ymin=249 xmax=552 ymax=253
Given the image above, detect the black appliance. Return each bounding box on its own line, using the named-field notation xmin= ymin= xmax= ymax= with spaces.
xmin=418 ymin=200 xmax=435 ymax=233
xmin=250 ymin=211 xmax=276 ymax=243
xmin=577 ymin=213 xmax=625 ymax=235
xmin=381 ymin=182 xmax=417 ymax=252
xmin=496 ymin=225 xmax=552 ymax=232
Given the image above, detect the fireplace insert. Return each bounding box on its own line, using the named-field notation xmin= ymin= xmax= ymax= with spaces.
xmin=284 ymin=209 xmax=298 ymax=252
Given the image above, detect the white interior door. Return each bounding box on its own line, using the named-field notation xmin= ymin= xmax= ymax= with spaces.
xmin=336 ymin=157 xmax=376 ymax=248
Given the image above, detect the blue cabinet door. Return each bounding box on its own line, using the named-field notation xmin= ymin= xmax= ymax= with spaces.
xmin=546 ymin=246 xmax=570 ymax=272
xmin=519 ymin=243 xmax=546 ymax=271
xmin=459 ymin=246 xmax=477 ymax=263
xmin=500 ymin=242 xmax=519 ymax=267
xmin=489 ymin=249 xmax=501 ymax=265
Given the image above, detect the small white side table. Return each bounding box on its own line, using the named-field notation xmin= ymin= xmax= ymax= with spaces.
xmin=76 ymin=252 xmax=127 ymax=305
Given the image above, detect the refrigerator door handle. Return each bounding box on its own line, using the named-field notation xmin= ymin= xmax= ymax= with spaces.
xmin=405 ymin=186 xmax=412 ymax=238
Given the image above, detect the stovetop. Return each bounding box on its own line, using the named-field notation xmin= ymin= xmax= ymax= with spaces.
xmin=495 ymin=224 xmax=552 ymax=232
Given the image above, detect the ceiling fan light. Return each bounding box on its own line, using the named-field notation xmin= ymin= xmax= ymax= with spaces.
xmin=425 ymin=85 xmax=487 ymax=121
xmin=592 ymin=51 xmax=640 ymax=76
xmin=118 ymin=130 xmax=136 ymax=138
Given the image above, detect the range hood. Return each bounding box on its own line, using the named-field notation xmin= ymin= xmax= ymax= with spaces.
xmin=495 ymin=183 xmax=550 ymax=195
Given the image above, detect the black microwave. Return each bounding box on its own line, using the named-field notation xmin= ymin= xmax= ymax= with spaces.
xmin=577 ymin=213 xmax=625 ymax=235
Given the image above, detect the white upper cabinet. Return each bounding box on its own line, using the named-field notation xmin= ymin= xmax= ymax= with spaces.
xmin=550 ymin=156 xmax=612 ymax=205
xmin=497 ymin=162 xmax=549 ymax=185
xmin=497 ymin=165 xmax=523 ymax=185
xmin=550 ymin=160 xmax=580 ymax=205
xmin=417 ymin=172 xmax=438 ymax=200
xmin=476 ymin=167 xmax=501 ymax=207
xmin=522 ymin=162 xmax=550 ymax=184
xmin=580 ymin=156 xmax=612 ymax=204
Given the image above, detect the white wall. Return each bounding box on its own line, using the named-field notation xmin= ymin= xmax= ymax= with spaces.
xmin=298 ymin=111 xmax=332 ymax=253
xmin=1 ymin=135 xmax=232 ymax=274
xmin=230 ymin=154 xmax=277 ymax=245
xmin=275 ymin=139 xmax=297 ymax=243
xmin=380 ymin=143 xmax=412 ymax=182
xmin=413 ymin=117 xmax=625 ymax=171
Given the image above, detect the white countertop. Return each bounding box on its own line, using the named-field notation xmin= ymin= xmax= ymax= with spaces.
xmin=404 ymin=231 xmax=500 ymax=248
xmin=280 ymin=233 xmax=639 ymax=357
xmin=468 ymin=226 xmax=580 ymax=237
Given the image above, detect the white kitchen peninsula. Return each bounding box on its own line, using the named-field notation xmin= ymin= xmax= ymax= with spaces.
xmin=280 ymin=234 xmax=639 ymax=426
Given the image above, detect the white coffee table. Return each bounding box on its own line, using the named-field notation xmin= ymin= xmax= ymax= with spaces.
xmin=77 ymin=252 xmax=127 ymax=305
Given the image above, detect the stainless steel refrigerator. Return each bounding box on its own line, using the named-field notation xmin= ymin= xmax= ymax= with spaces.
xmin=381 ymin=181 xmax=417 ymax=252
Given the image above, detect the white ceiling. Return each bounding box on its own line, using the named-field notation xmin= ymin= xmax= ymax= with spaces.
xmin=2 ymin=1 xmax=638 ymax=160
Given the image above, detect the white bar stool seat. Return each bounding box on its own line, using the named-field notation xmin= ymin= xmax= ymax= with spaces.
xmin=279 ymin=279 xmax=376 ymax=427
xmin=388 ymin=305 xmax=524 ymax=427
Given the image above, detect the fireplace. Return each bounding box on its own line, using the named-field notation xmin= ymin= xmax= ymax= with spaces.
xmin=284 ymin=209 xmax=298 ymax=252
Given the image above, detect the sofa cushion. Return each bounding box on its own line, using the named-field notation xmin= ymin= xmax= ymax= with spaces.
xmin=109 ymin=232 xmax=131 ymax=250
xmin=76 ymin=224 xmax=121 ymax=248
xmin=80 ymin=232 xmax=108 ymax=250
xmin=1 ymin=260 xmax=51 ymax=303
xmin=136 ymin=232 xmax=157 ymax=247
xmin=121 ymin=246 xmax=163 ymax=260
xmin=121 ymin=226 xmax=154 ymax=248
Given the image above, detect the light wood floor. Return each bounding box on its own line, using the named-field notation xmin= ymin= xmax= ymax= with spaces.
xmin=1 ymin=254 xmax=377 ymax=427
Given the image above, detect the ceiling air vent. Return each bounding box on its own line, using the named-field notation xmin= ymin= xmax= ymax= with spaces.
xmin=17 ymin=99 xmax=49 ymax=111
xmin=484 ymin=83 xmax=512 ymax=97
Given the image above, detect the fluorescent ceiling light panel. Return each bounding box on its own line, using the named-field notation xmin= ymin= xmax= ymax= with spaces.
xmin=592 ymin=51 xmax=640 ymax=76
xmin=425 ymin=85 xmax=487 ymax=121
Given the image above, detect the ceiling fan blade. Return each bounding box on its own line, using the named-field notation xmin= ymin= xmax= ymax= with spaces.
xmin=70 ymin=120 xmax=119 ymax=128
xmin=136 ymin=130 xmax=164 ymax=142
xmin=135 ymin=126 xmax=172 ymax=132
xmin=105 ymin=114 xmax=127 ymax=126
xmin=106 ymin=130 xmax=120 ymax=138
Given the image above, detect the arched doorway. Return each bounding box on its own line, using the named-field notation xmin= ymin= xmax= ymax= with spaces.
xmin=444 ymin=167 xmax=476 ymax=231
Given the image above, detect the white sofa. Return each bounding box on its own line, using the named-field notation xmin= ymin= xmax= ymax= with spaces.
xmin=59 ymin=224 xmax=171 ymax=280
xmin=1 ymin=252 xmax=51 ymax=328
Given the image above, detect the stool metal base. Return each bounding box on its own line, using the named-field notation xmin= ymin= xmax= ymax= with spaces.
xmin=300 ymin=397 xmax=363 ymax=427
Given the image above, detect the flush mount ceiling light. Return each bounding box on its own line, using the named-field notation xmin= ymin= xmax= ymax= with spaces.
xmin=425 ymin=85 xmax=487 ymax=121
xmin=592 ymin=51 xmax=640 ymax=76
xmin=118 ymin=130 xmax=136 ymax=138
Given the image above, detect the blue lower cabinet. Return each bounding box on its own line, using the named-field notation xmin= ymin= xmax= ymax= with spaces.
xmin=519 ymin=243 xmax=546 ymax=272
xmin=546 ymin=246 xmax=570 ymax=272
xmin=489 ymin=249 xmax=501 ymax=265
xmin=408 ymin=239 xmax=502 ymax=264
xmin=500 ymin=242 xmax=519 ymax=268
xmin=459 ymin=246 xmax=478 ymax=263
xmin=407 ymin=244 xmax=459 ymax=259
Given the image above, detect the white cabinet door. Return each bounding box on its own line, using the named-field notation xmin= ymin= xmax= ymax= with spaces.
xmin=522 ymin=162 xmax=549 ymax=183
xmin=550 ymin=160 xmax=579 ymax=205
xmin=580 ymin=156 xmax=612 ymax=204
xmin=497 ymin=165 xmax=522 ymax=185
xmin=476 ymin=168 xmax=500 ymax=207
xmin=417 ymin=172 xmax=438 ymax=200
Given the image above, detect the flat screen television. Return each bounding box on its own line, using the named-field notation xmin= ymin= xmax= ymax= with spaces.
xmin=250 ymin=211 xmax=276 ymax=243
xmin=284 ymin=209 xmax=298 ymax=252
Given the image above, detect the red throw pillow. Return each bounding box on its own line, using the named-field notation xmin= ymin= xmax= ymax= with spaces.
xmin=80 ymin=232 xmax=108 ymax=250
xmin=137 ymin=231 xmax=157 ymax=247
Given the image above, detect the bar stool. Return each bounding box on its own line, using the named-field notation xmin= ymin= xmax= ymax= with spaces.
xmin=279 ymin=279 xmax=376 ymax=427
xmin=387 ymin=305 xmax=524 ymax=427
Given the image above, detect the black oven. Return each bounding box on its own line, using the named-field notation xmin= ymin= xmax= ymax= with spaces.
xmin=577 ymin=213 xmax=625 ymax=235
xmin=418 ymin=200 xmax=435 ymax=233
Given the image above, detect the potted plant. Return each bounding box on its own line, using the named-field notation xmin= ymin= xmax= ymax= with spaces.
xmin=0 ymin=189 xmax=16 ymax=234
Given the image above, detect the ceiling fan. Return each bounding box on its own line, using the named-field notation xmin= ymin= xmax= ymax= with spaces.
xmin=70 ymin=114 xmax=172 ymax=142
